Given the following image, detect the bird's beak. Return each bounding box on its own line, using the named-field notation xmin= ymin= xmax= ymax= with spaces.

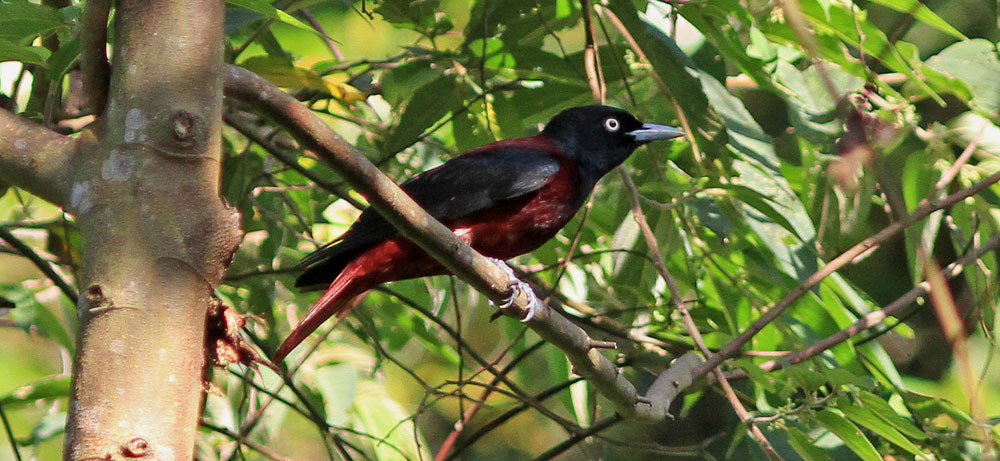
xmin=628 ymin=123 xmax=685 ymax=143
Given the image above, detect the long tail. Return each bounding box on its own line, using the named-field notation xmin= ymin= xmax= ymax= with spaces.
xmin=273 ymin=266 xmax=370 ymax=364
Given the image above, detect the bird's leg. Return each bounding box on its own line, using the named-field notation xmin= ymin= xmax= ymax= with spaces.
xmin=485 ymin=257 xmax=544 ymax=321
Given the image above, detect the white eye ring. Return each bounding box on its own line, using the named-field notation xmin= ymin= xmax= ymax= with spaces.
xmin=603 ymin=117 xmax=620 ymax=132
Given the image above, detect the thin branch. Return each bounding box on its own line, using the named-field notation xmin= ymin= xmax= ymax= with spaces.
xmin=581 ymin=0 xmax=605 ymax=104
xmin=723 ymin=232 xmax=1000 ymax=382
xmin=444 ymin=378 xmax=583 ymax=461
xmin=620 ymin=170 xmax=782 ymax=460
xmin=223 ymin=63 xmax=698 ymax=420
xmin=935 ymin=120 xmax=987 ymax=191
xmin=533 ymin=415 xmax=623 ymax=461
xmin=0 ymin=404 xmax=21 ymax=461
xmin=0 ymin=227 xmax=79 ymax=305
xmin=201 ymin=420 xmax=292 ymax=461
xmin=433 ymin=340 xmax=546 ymax=461
xmin=300 ymin=9 xmax=345 ymax=61
xmin=694 ymin=170 xmax=1000 ymax=381
xmin=223 ymin=111 xmax=363 ymax=208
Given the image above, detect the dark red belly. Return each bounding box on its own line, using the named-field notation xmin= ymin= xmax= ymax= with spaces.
xmin=346 ymin=163 xmax=579 ymax=286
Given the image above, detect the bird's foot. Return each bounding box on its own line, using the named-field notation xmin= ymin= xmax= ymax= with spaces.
xmin=486 ymin=257 xmax=544 ymax=322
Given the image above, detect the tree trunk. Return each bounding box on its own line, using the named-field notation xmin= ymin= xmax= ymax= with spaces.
xmin=63 ymin=1 xmax=240 ymax=459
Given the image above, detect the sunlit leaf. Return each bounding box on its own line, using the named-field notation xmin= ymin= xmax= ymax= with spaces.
xmin=813 ymin=409 xmax=882 ymax=461
xmin=226 ymin=0 xmax=316 ymax=34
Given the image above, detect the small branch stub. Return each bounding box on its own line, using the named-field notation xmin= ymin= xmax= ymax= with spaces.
xmin=588 ymin=339 xmax=618 ymax=350
xmin=84 ymin=284 xmax=110 ymax=311
xmin=122 ymin=437 xmax=150 ymax=457
xmin=171 ymin=110 xmax=196 ymax=142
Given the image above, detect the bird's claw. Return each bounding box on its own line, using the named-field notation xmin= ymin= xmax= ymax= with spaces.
xmin=486 ymin=257 xmax=544 ymax=322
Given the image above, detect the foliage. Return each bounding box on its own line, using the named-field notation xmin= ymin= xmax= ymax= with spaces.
xmin=1 ymin=0 xmax=1000 ymax=459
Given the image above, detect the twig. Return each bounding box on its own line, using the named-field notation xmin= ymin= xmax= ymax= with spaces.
xmin=724 ymin=232 xmax=1000 ymax=379
xmin=533 ymin=415 xmax=623 ymax=461
xmin=620 ymin=171 xmax=782 ymax=460
xmin=201 ymin=420 xmax=292 ymax=461
xmin=0 ymin=227 xmax=78 ymax=305
xmin=445 ymin=378 xmax=583 ymax=460
xmin=223 ymin=112 xmax=363 ymax=209
xmin=935 ymin=120 xmax=987 ymax=191
xmin=223 ymin=64 xmax=703 ymax=420
xmin=694 ymin=169 xmax=1000 ymax=381
xmin=434 ymin=340 xmax=546 ymax=461
xmin=581 ymin=0 xmax=605 ymax=104
xmin=0 ymin=404 xmax=21 ymax=461
xmin=300 ymin=10 xmax=344 ymax=61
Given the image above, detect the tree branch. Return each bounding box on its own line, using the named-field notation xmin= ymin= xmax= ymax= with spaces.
xmin=0 ymin=108 xmax=75 ymax=205
xmin=692 ymin=169 xmax=1000 ymax=380
xmin=64 ymin=1 xmax=242 ymax=458
xmin=80 ymin=0 xmax=111 ymax=117
xmin=724 ymin=231 xmax=1000 ymax=380
xmin=223 ymin=64 xmax=701 ymax=421
xmin=0 ymin=227 xmax=79 ymax=305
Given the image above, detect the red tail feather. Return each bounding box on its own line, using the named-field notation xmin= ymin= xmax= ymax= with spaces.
xmin=273 ymin=267 xmax=369 ymax=364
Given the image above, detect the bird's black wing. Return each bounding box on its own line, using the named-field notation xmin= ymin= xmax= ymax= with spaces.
xmin=295 ymin=147 xmax=561 ymax=289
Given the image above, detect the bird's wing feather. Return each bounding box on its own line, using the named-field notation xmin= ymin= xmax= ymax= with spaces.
xmin=295 ymin=147 xmax=561 ymax=287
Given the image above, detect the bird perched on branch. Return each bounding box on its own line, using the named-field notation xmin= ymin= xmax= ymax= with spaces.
xmin=275 ymin=105 xmax=684 ymax=362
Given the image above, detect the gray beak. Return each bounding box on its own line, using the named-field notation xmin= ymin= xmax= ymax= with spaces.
xmin=629 ymin=123 xmax=685 ymax=143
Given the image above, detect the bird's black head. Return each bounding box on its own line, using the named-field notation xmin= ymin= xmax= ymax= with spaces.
xmin=542 ymin=105 xmax=684 ymax=178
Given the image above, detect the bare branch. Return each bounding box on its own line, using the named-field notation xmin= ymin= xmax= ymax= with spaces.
xmin=620 ymin=169 xmax=782 ymax=460
xmin=0 ymin=108 xmax=75 ymax=204
xmin=693 ymin=170 xmax=1000 ymax=380
xmin=223 ymin=63 xmax=700 ymax=420
xmin=81 ymin=0 xmax=111 ymax=117
xmin=223 ymin=111 xmax=362 ymax=209
xmin=0 ymin=227 xmax=78 ymax=304
xmin=64 ymin=0 xmax=242 ymax=458
xmin=725 ymin=231 xmax=1000 ymax=379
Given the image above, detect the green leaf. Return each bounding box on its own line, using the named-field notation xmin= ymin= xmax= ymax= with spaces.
xmin=380 ymin=60 xmax=440 ymax=107
xmin=314 ymin=363 xmax=358 ymax=426
xmin=0 ymin=39 xmax=49 ymax=65
xmin=865 ymin=0 xmax=966 ymax=40
xmin=840 ymin=399 xmax=927 ymax=456
xmin=681 ymin=9 xmax=779 ymax=93
xmin=856 ymin=390 xmax=927 ymax=441
xmin=813 ymin=409 xmax=882 ymax=461
xmin=238 ymin=56 xmax=335 ymax=94
xmin=27 ymin=412 xmax=66 ymax=444
xmin=926 ymin=40 xmax=1000 ymax=114
xmin=28 ymin=296 xmax=74 ymax=354
xmin=46 ymin=37 xmax=81 ymax=81
xmin=353 ymin=380 xmax=431 ymax=460
xmin=699 ymin=74 xmax=819 ymax=281
xmin=786 ymin=427 xmax=833 ymax=461
xmin=706 ymin=182 xmax=802 ymax=241
xmin=376 ymin=0 xmax=450 ymax=35
xmin=383 ymin=75 xmax=462 ymax=155
xmin=226 ymin=0 xmax=316 ymax=34
xmin=903 ymin=391 xmax=977 ymax=427
xmin=0 ymin=2 xmax=66 ymax=44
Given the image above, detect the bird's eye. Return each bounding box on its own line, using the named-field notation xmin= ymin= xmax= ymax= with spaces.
xmin=603 ymin=117 xmax=620 ymax=132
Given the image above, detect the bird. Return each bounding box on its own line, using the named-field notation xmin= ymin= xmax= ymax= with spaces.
xmin=274 ymin=105 xmax=684 ymax=362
